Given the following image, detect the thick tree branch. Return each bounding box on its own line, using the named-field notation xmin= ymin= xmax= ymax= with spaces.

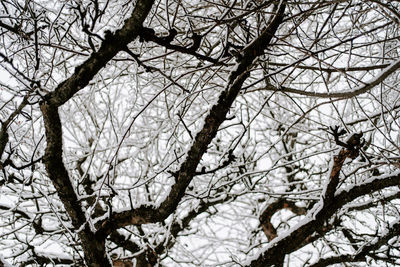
xmin=44 ymin=0 xmax=155 ymax=107
xmin=249 ymin=127 xmax=386 ymax=266
xmin=259 ymin=198 xmax=307 ymax=241
xmin=97 ymin=1 xmax=287 ymax=236
xmin=109 ymin=195 xmax=232 ymax=265
xmin=248 ymin=168 xmax=400 ymax=266
xmin=39 ymin=1 xmax=156 ymax=265
xmin=40 ymin=104 xmax=86 ymax=228
xmin=40 ymin=103 xmax=110 ymax=266
xmin=254 ymin=136 xmax=359 ymax=266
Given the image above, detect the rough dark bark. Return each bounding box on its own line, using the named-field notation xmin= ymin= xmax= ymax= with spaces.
xmin=39 ymin=1 xmax=155 ymax=266
xmin=260 ymin=198 xmax=307 ymax=241
xmin=249 ymin=160 xmax=400 ymax=266
xmin=45 ymin=0 xmax=155 ymax=107
xmin=97 ymin=1 xmax=287 ymax=236
xmin=41 ymin=102 xmax=110 ymax=266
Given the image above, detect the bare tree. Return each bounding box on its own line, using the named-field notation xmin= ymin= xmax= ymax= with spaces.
xmin=0 ymin=0 xmax=400 ymax=266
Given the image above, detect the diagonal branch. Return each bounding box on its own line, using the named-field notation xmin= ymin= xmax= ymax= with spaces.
xmin=248 ymin=167 xmax=400 ymax=266
xmin=96 ymin=1 xmax=287 ymax=236
xmin=255 ymin=141 xmax=358 ymax=266
xmin=259 ymin=198 xmax=307 ymax=241
xmin=44 ymin=0 xmax=155 ymax=107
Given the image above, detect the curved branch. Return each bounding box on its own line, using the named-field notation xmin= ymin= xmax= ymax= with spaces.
xmin=266 ymin=62 xmax=391 ymax=72
xmin=259 ymin=198 xmax=307 ymax=241
xmin=260 ymin=58 xmax=400 ymax=99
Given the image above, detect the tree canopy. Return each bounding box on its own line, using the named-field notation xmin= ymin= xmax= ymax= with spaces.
xmin=0 ymin=0 xmax=400 ymax=266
